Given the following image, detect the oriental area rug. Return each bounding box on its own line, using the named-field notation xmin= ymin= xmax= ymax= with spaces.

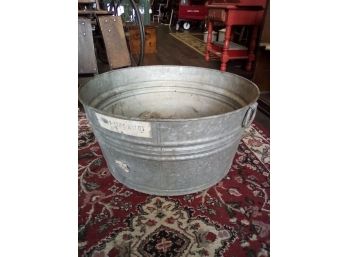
xmin=78 ymin=110 xmax=270 ymax=257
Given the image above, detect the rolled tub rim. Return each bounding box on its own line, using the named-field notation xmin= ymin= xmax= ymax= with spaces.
xmin=78 ymin=65 xmax=260 ymax=122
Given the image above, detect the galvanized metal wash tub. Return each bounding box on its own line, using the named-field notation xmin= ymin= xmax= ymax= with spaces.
xmin=79 ymin=65 xmax=259 ymax=195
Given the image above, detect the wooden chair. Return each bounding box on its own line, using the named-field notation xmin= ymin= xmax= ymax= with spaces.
xmin=152 ymin=0 xmax=169 ymax=23
xmin=152 ymin=0 xmax=162 ymax=23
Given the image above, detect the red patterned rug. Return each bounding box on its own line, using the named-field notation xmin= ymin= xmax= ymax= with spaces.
xmin=78 ymin=110 xmax=270 ymax=257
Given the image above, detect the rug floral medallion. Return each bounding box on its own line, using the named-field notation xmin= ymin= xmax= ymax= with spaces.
xmin=78 ymin=111 xmax=270 ymax=257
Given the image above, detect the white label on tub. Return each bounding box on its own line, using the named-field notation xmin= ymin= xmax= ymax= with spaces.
xmin=95 ymin=113 xmax=152 ymax=138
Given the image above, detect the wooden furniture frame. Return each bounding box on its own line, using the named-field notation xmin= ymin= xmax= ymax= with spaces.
xmin=205 ymin=4 xmax=265 ymax=71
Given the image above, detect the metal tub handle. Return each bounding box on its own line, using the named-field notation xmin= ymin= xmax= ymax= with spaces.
xmin=242 ymin=102 xmax=258 ymax=128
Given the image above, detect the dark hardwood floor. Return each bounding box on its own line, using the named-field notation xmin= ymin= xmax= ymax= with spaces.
xmin=78 ymin=24 xmax=270 ymax=132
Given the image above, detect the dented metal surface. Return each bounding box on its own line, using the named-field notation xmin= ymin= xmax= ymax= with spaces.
xmin=79 ymin=65 xmax=259 ymax=195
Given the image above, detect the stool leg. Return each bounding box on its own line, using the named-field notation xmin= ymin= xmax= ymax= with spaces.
xmin=246 ymin=26 xmax=258 ymax=71
xmin=220 ymin=25 xmax=231 ymax=72
xmin=205 ymin=20 xmax=213 ymax=61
